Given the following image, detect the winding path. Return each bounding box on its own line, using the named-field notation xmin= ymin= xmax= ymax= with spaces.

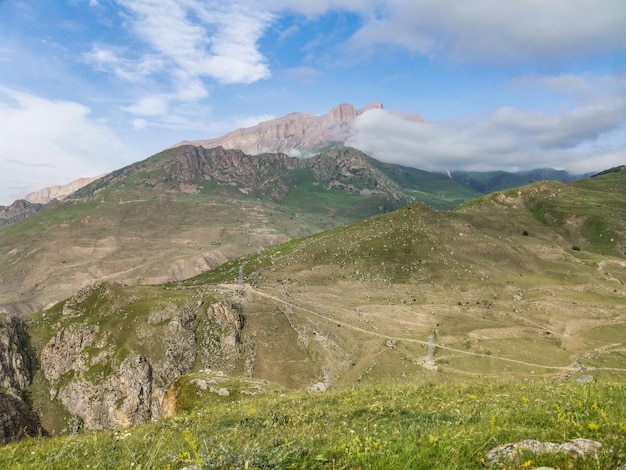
xmin=222 ymin=284 xmax=626 ymax=375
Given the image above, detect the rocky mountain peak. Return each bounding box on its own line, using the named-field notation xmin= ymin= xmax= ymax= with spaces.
xmin=171 ymin=102 xmax=386 ymax=156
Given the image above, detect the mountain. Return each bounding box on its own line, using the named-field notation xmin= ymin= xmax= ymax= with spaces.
xmin=25 ymin=175 xmax=104 ymax=204
xmin=5 ymin=167 xmax=625 ymax=437
xmin=0 ymin=176 xmax=105 ymax=227
xmin=451 ymin=168 xmax=585 ymax=193
xmin=173 ymin=102 xmax=423 ymax=156
xmin=0 ymin=145 xmax=478 ymax=315
xmin=0 ymin=199 xmax=46 ymax=227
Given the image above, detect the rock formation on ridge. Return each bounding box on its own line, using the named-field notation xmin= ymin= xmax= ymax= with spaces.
xmin=173 ymin=102 xmax=391 ymax=156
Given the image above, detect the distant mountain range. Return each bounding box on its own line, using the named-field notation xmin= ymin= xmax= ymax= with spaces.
xmin=1 ymin=102 xmax=584 ymax=227
xmin=0 ymin=175 xmax=103 ymax=227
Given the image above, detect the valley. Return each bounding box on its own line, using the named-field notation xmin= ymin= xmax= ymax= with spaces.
xmin=0 ymin=146 xmax=624 ymax=468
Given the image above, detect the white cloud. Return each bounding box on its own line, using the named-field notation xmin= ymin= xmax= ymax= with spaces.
xmin=83 ymin=45 xmax=163 ymax=82
xmin=347 ymin=74 xmax=626 ymax=174
xmin=89 ymin=0 xmax=274 ymax=126
xmin=0 ymin=88 xmax=138 ymax=205
xmin=346 ymin=0 xmax=626 ymax=64
xmin=114 ymin=0 xmax=273 ymax=84
xmin=123 ymin=95 xmax=170 ymax=117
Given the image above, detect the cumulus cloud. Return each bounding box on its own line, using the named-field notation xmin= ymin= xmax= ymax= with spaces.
xmin=0 ymin=88 xmax=138 ymax=205
xmin=347 ymin=75 xmax=626 ymax=174
xmin=88 ymin=0 xmax=273 ymax=125
xmin=84 ymin=0 xmax=626 ymax=132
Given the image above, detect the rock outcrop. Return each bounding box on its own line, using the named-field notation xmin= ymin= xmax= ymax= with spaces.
xmin=0 ymin=316 xmax=32 ymax=392
xmin=38 ymin=284 xmax=246 ymax=431
xmin=0 ymin=199 xmax=44 ymax=227
xmin=173 ymin=102 xmax=386 ymax=156
xmin=0 ymin=393 xmax=43 ymax=443
xmin=486 ymin=438 xmax=603 ymax=465
xmin=0 ymin=315 xmax=44 ymax=443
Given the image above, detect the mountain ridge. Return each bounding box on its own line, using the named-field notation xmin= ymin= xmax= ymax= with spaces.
xmin=172 ymin=102 xmax=404 ymax=156
xmin=0 ymin=145 xmax=476 ymax=314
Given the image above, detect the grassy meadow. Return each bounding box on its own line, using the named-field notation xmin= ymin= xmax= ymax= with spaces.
xmin=3 ymin=380 xmax=625 ymax=469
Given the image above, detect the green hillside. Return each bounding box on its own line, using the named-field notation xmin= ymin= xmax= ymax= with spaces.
xmin=2 ymin=166 xmax=625 ymax=468
xmin=3 ymin=380 xmax=625 ymax=469
xmin=0 ymin=146 xmax=480 ymax=315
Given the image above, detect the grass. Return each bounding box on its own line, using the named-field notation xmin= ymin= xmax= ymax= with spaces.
xmin=3 ymin=380 xmax=625 ymax=469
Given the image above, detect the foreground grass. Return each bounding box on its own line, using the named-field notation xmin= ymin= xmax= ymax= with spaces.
xmin=4 ymin=380 xmax=626 ymax=469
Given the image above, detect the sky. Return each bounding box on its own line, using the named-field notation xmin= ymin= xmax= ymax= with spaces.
xmin=1 ymin=0 xmax=626 ymax=205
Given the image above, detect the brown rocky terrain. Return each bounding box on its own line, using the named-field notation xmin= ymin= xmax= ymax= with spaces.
xmin=172 ymin=102 xmax=416 ymax=156
xmin=0 ymin=199 xmax=45 ymax=227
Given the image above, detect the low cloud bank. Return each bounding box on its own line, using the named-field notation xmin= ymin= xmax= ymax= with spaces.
xmin=347 ymin=104 xmax=626 ymax=175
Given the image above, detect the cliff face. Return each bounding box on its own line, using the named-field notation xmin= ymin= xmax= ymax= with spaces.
xmin=0 ymin=316 xmax=43 ymax=443
xmin=0 ymin=393 xmax=42 ymax=443
xmin=0 ymin=316 xmax=32 ymax=392
xmin=173 ymin=102 xmax=385 ymax=155
xmin=37 ymin=283 xmax=246 ymax=431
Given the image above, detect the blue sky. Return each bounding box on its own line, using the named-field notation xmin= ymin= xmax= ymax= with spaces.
xmin=1 ymin=0 xmax=626 ymax=204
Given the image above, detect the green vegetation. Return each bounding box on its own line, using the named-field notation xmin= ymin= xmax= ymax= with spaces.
xmin=3 ymin=160 xmax=625 ymax=467
xmin=3 ymin=380 xmax=625 ymax=469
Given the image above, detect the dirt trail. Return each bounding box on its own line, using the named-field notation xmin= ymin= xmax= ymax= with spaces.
xmin=225 ymin=284 xmax=623 ymax=374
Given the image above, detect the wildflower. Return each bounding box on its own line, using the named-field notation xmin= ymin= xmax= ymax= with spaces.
xmin=490 ymin=415 xmax=497 ymax=428
xmin=521 ymin=396 xmax=529 ymax=404
xmin=588 ymin=422 xmax=599 ymax=431
xmin=468 ymin=394 xmax=477 ymax=400
xmin=521 ymin=460 xmax=533 ymax=468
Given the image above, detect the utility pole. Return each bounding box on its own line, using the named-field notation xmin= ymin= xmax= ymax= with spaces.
xmin=427 ymin=334 xmax=435 ymax=362
xmin=177 ymin=262 xmax=184 ymax=288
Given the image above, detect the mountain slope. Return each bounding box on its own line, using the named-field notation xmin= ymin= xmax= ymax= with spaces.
xmin=188 ymin=167 xmax=626 ymax=386
xmin=451 ymin=168 xmax=583 ymax=193
xmin=11 ymin=167 xmax=625 ymax=436
xmin=0 ymin=145 xmax=478 ymax=314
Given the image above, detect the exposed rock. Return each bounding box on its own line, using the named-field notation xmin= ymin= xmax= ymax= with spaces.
xmin=0 ymin=316 xmax=32 ymax=392
xmin=41 ymin=323 xmax=100 ymax=386
xmin=486 ymin=438 xmax=602 ymax=464
xmin=0 ymin=199 xmax=44 ymax=227
xmin=55 ymin=351 xmax=153 ymax=430
xmin=308 ymin=382 xmax=327 ymax=393
xmin=25 ymin=175 xmax=104 ymax=204
xmin=39 ymin=296 xmax=245 ymax=431
xmin=173 ymin=103 xmax=389 ymax=156
xmin=0 ymin=393 xmax=44 ymax=443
